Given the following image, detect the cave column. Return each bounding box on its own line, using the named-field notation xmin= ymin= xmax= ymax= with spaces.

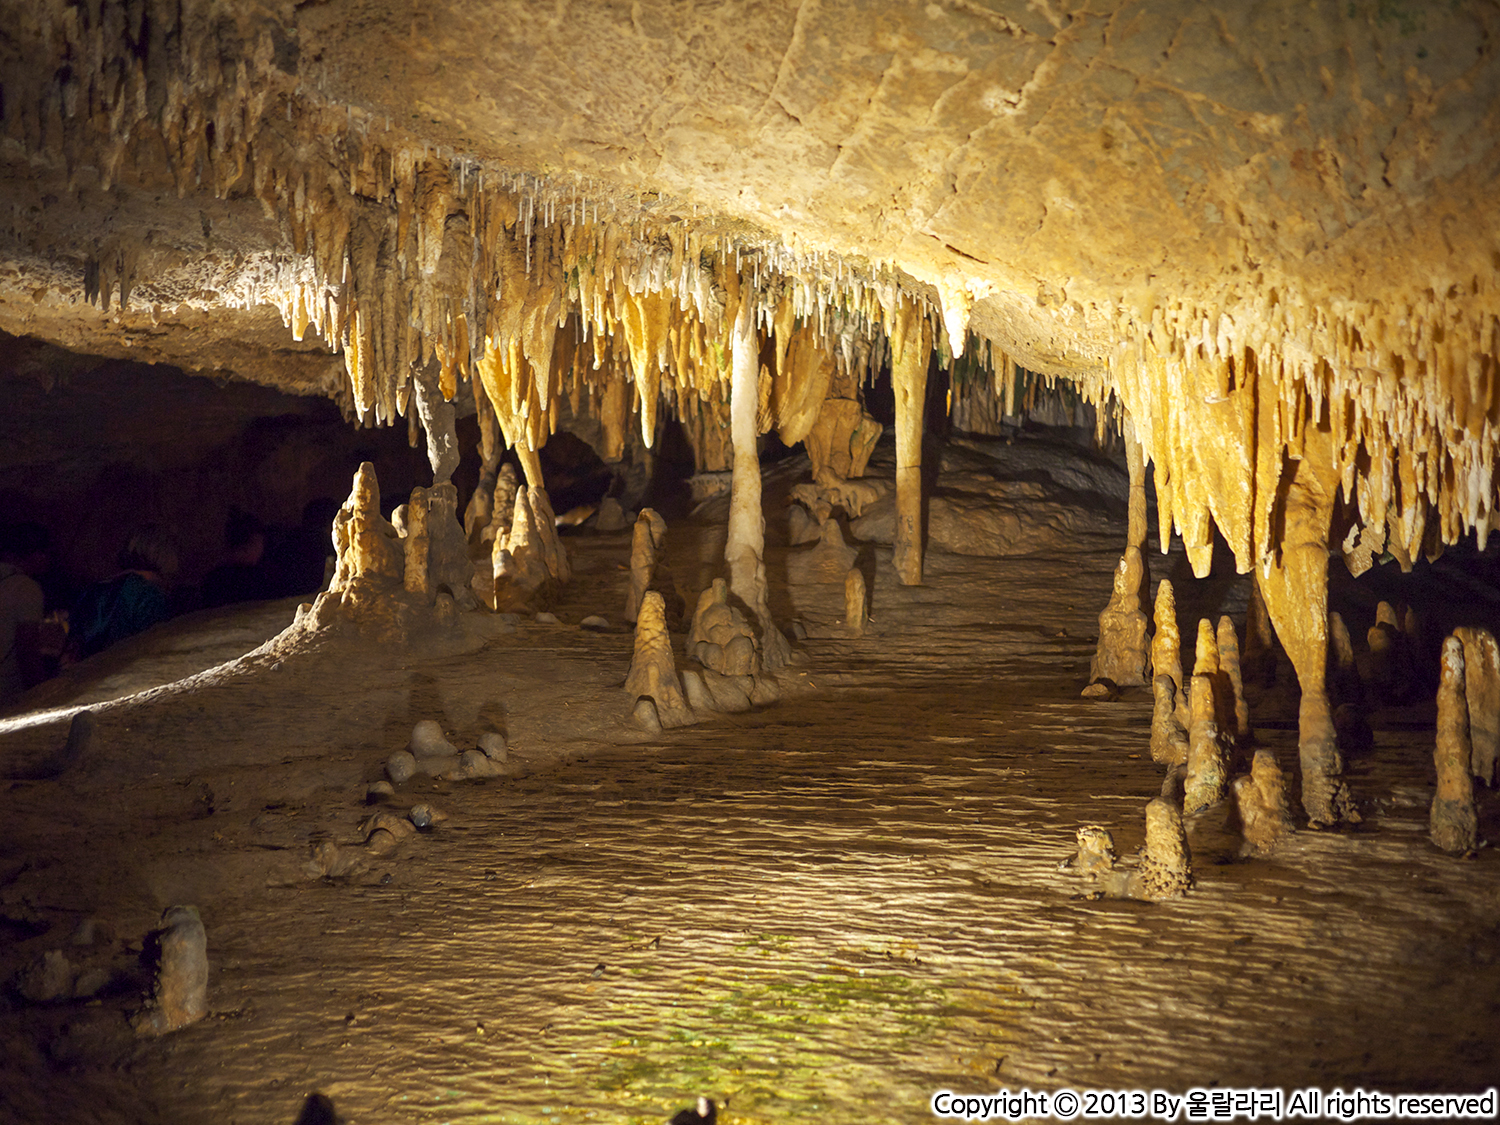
xmin=1255 ymin=457 xmax=1358 ymax=827
xmin=892 ymin=303 xmax=929 ymax=586
xmin=727 ymin=291 xmax=789 ymax=670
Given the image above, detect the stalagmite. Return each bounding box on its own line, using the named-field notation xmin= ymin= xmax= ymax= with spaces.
xmin=1233 ymin=750 xmax=1295 ymax=857
xmin=1088 ymin=547 xmax=1150 ymax=689
xmin=1152 ymin=581 xmax=1187 ymax=727
xmin=1242 ymin=580 xmax=1277 ymax=688
xmin=526 ymin=486 xmax=570 ymax=585
xmin=1088 ymin=417 xmax=1152 ymax=688
xmin=1256 ymin=455 xmax=1358 ymax=827
xmin=314 ymin=462 xmax=411 ymax=633
xmin=1455 ymin=626 xmax=1500 ymax=786
xmin=425 ymin=483 xmax=477 ymax=608
xmin=134 ymin=906 xmax=208 ymax=1036
xmin=403 ymin=487 xmax=432 ymax=600
xmin=1327 ymin=612 xmax=1360 ymax=707
xmin=1135 ymin=797 xmax=1193 ymax=901
xmin=726 ymin=288 xmax=790 ymax=670
xmin=688 ymin=579 xmax=760 ymax=680
xmin=891 ymin=302 xmax=930 ymax=586
xmin=1150 ymin=675 xmax=1189 ymax=765
xmin=1364 ymin=621 xmax=1402 ymax=704
xmin=625 ymin=509 xmax=667 ymax=624
xmin=1072 ymin=826 xmax=1118 ymax=878
xmin=492 ymin=489 xmax=553 ymax=611
xmin=1217 ymin=616 xmax=1251 ymax=743
xmin=464 ymin=390 xmax=503 ymax=542
xmin=1431 ymin=636 xmax=1479 ymax=854
xmin=1183 ymin=671 xmax=1227 ymax=814
xmin=625 ymin=591 xmax=694 ymax=729
xmin=845 ymin=568 xmax=867 ymax=636
xmin=486 ymin=465 xmax=520 ymax=549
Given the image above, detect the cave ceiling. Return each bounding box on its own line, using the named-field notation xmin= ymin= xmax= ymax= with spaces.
xmin=0 ymin=0 xmax=1497 ymax=572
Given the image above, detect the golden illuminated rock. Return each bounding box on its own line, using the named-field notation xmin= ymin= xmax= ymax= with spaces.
xmin=1183 ymin=672 xmax=1227 ymax=815
xmin=1150 ymin=675 xmax=1189 ymax=767
xmin=1135 ymin=798 xmax=1193 ymax=903
xmin=1151 ymin=582 xmax=1186 ymax=730
xmin=1088 ymin=547 xmax=1149 ymax=689
xmin=1233 ymin=750 xmax=1296 ymax=858
xmin=805 ymin=398 xmax=881 ymax=486
xmin=330 ymin=463 xmax=402 ymax=596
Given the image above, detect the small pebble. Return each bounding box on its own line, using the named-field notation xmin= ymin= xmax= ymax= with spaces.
xmin=477 ymin=731 xmax=508 ymax=761
xmin=534 ymin=611 xmax=561 ymax=625
xmin=580 ymin=615 xmax=609 ymax=630
xmin=366 ymin=780 xmax=396 ymax=802
xmin=409 ymin=805 xmax=434 ymax=829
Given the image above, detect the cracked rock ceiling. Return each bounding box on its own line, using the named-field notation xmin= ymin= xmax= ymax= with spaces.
xmin=0 ymin=0 xmax=1497 ymax=575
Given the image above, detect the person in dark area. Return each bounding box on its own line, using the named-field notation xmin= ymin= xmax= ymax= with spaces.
xmin=200 ymin=508 xmax=275 ymax=608
xmin=263 ymin=496 xmax=341 ymax=598
xmin=0 ymin=521 xmax=49 ymax=705
xmin=66 ymin=525 xmax=179 ymax=662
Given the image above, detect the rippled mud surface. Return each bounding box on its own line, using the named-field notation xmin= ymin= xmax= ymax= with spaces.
xmin=3 ymin=447 xmax=1499 ymax=1124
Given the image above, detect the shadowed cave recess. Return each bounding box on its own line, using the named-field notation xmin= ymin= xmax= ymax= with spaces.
xmin=1 ymin=2 xmax=1499 ymax=1122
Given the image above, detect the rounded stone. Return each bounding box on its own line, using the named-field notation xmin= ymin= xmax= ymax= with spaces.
xmin=386 ymin=750 xmax=418 ymax=785
xmin=410 ymin=719 xmax=457 ymax=757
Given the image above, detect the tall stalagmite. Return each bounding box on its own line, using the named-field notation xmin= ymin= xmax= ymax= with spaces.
xmin=1152 ymin=582 xmax=1186 ymax=728
xmin=1431 ymin=635 xmax=1479 ymax=854
xmin=1089 ymin=418 xmax=1151 ymax=688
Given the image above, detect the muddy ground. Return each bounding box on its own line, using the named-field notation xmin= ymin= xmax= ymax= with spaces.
xmin=1 ymin=434 xmax=1497 ymax=1124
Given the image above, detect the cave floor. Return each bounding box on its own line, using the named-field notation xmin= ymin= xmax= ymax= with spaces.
xmin=1 ymin=447 xmax=1498 ymax=1125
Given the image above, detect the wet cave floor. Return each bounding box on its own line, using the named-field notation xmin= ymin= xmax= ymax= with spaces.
xmin=2 ymin=447 xmax=1499 ymax=1125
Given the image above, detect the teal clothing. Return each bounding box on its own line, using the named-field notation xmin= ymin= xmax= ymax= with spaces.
xmin=70 ymin=572 xmax=168 ymax=658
